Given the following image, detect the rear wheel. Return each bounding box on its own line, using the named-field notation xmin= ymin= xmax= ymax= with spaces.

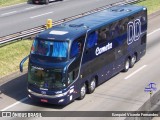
xmin=88 ymin=78 xmax=96 ymax=94
xmin=130 ymin=55 xmax=137 ymax=68
xmin=123 ymin=58 xmax=130 ymax=72
xmin=78 ymin=84 xmax=86 ymax=100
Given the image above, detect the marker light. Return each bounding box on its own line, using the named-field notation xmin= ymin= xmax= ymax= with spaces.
xmin=46 ymin=19 xmax=53 ymax=29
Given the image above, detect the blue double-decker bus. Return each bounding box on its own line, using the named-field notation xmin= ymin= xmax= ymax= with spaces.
xmin=20 ymin=5 xmax=147 ymax=105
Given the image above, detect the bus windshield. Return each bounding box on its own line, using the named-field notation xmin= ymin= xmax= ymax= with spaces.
xmin=28 ymin=65 xmax=67 ymax=90
xmin=31 ymin=39 xmax=69 ymax=60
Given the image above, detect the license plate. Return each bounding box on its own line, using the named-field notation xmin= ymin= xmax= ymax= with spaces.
xmin=41 ymin=99 xmax=48 ymax=103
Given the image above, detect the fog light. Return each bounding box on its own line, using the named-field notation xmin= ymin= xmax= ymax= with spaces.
xmin=28 ymin=89 xmax=31 ymax=92
xmin=58 ymin=99 xmax=64 ymax=103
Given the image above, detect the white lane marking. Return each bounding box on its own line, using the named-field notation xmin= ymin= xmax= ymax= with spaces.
xmin=147 ymin=28 xmax=160 ymax=36
xmin=30 ymin=12 xmax=53 ymax=19
xmin=1 ymin=97 xmax=28 ymax=111
xmin=25 ymin=6 xmax=37 ymax=10
xmin=1 ymin=11 xmax=17 ymax=16
xmin=124 ymin=65 xmax=147 ymax=80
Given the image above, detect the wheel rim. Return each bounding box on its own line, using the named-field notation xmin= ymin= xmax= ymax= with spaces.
xmin=131 ymin=55 xmax=136 ymax=64
xmin=81 ymin=85 xmax=86 ymax=97
xmin=90 ymin=80 xmax=96 ymax=91
xmin=125 ymin=60 xmax=129 ymax=70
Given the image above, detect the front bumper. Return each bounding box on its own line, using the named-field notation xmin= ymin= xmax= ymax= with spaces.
xmin=28 ymin=89 xmax=73 ymax=105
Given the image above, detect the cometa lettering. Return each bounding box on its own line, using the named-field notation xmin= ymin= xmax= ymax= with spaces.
xmin=95 ymin=43 xmax=112 ymax=56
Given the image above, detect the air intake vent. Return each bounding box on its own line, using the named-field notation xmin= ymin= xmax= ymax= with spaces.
xmin=126 ymin=9 xmax=132 ymax=12
xmin=112 ymin=8 xmax=124 ymax=12
xmin=69 ymin=23 xmax=84 ymax=27
xmin=111 ymin=8 xmax=132 ymax=12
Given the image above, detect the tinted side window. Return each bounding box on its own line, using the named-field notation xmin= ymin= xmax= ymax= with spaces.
xmin=141 ymin=34 xmax=146 ymax=45
xmin=97 ymin=25 xmax=112 ymax=44
xmin=68 ymin=68 xmax=78 ymax=85
xmin=110 ymin=21 xmax=120 ymax=39
xmin=70 ymin=37 xmax=84 ymax=58
xmin=70 ymin=41 xmax=79 ymax=58
xmin=140 ymin=11 xmax=147 ymax=24
xmin=119 ymin=18 xmax=128 ymax=35
xmin=97 ymin=28 xmax=107 ymax=44
xmin=105 ymin=26 xmax=112 ymax=41
xmin=86 ymin=31 xmax=98 ymax=49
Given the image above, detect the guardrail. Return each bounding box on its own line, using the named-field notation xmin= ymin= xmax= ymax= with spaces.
xmin=124 ymin=89 xmax=160 ymax=120
xmin=0 ymin=0 xmax=142 ymax=45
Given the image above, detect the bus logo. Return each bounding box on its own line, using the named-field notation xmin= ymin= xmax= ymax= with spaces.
xmin=127 ymin=19 xmax=141 ymax=45
xmin=95 ymin=42 xmax=112 ymax=56
xmin=32 ymin=66 xmax=44 ymax=70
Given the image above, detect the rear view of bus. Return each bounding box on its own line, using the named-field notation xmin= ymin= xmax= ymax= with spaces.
xmin=20 ymin=5 xmax=147 ymax=105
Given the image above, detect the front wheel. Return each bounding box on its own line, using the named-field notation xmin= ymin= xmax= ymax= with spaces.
xmin=45 ymin=0 xmax=49 ymax=4
xmin=78 ymin=84 xmax=86 ymax=100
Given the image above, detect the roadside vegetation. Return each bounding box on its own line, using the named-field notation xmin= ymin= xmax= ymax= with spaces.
xmin=0 ymin=40 xmax=32 ymax=78
xmin=0 ymin=0 xmax=26 ymax=7
xmin=0 ymin=0 xmax=160 ymax=78
xmin=136 ymin=0 xmax=160 ymax=14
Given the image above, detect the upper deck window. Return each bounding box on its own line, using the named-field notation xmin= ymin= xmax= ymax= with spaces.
xmin=86 ymin=31 xmax=98 ymax=49
xmin=31 ymin=39 xmax=69 ymax=59
xmin=70 ymin=36 xmax=85 ymax=58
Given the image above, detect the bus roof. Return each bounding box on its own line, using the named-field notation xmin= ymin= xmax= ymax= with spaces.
xmin=37 ymin=5 xmax=146 ymax=41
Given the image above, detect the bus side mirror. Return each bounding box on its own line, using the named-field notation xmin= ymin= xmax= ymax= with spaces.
xmin=20 ymin=55 xmax=29 ymax=72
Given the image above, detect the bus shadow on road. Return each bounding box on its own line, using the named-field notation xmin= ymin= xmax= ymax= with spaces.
xmin=0 ymin=73 xmax=28 ymax=102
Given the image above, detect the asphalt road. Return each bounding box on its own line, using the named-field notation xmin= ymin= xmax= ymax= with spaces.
xmin=0 ymin=10 xmax=160 ymax=120
xmin=0 ymin=0 xmax=121 ymax=37
xmin=0 ymin=3 xmax=160 ymax=120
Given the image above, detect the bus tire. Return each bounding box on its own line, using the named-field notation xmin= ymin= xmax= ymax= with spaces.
xmin=45 ymin=0 xmax=49 ymax=4
xmin=32 ymin=0 xmax=35 ymax=4
xmin=130 ymin=54 xmax=137 ymax=68
xmin=123 ymin=58 xmax=130 ymax=72
xmin=88 ymin=78 xmax=96 ymax=94
xmin=78 ymin=84 xmax=86 ymax=100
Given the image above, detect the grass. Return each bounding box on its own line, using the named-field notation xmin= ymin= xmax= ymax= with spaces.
xmin=0 ymin=0 xmax=26 ymax=7
xmin=136 ymin=0 xmax=160 ymax=14
xmin=0 ymin=40 xmax=32 ymax=78
xmin=0 ymin=0 xmax=160 ymax=78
